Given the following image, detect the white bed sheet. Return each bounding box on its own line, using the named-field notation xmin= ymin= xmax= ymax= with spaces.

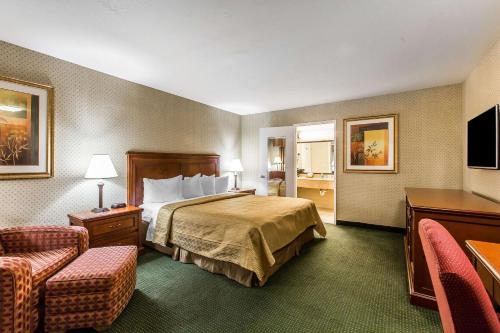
xmin=140 ymin=194 xmax=220 ymax=242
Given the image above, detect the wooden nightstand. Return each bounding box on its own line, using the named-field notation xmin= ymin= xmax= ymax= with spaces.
xmin=68 ymin=205 xmax=143 ymax=254
xmin=229 ymin=188 xmax=256 ymax=195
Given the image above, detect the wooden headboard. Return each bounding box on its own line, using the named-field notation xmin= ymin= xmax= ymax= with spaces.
xmin=126 ymin=151 xmax=220 ymax=207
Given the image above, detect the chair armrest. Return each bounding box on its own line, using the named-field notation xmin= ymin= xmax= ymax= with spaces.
xmin=0 ymin=226 xmax=89 ymax=254
xmin=0 ymin=257 xmax=32 ymax=333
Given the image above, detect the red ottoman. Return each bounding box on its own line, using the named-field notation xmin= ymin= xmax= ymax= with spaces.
xmin=44 ymin=246 xmax=137 ymax=332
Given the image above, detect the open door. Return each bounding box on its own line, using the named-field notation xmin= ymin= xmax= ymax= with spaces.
xmin=258 ymin=126 xmax=296 ymax=197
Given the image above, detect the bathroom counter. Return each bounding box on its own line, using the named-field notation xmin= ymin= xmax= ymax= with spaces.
xmin=296 ymin=178 xmax=334 ymax=190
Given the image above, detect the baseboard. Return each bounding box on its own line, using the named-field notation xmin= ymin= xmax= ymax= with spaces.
xmin=336 ymin=220 xmax=405 ymax=233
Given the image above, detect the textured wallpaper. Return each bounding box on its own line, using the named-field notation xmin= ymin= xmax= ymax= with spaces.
xmin=0 ymin=41 xmax=241 ymax=227
xmin=241 ymin=85 xmax=463 ymax=227
xmin=463 ymin=39 xmax=500 ymax=202
xmin=0 ymin=40 xmax=468 ymax=229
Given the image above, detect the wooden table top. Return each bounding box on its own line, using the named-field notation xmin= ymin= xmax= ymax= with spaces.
xmin=68 ymin=205 xmax=142 ymax=222
xmin=405 ymin=188 xmax=500 ymax=216
xmin=466 ymin=240 xmax=500 ymax=283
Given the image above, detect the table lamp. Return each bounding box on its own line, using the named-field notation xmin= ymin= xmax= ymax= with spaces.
xmin=229 ymin=158 xmax=244 ymax=190
xmin=85 ymin=154 xmax=118 ymax=213
xmin=273 ymin=156 xmax=282 ymax=171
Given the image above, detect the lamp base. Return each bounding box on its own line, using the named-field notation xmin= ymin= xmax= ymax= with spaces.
xmin=91 ymin=207 xmax=110 ymax=213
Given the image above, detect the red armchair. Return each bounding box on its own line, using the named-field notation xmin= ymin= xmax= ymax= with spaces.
xmin=0 ymin=226 xmax=89 ymax=333
xmin=419 ymin=219 xmax=500 ymax=333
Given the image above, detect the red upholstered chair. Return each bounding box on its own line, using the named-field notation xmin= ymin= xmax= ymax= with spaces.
xmin=0 ymin=226 xmax=89 ymax=333
xmin=418 ymin=219 xmax=500 ymax=333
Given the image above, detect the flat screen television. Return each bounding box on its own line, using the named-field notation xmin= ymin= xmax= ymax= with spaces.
xmin=467 ymin=104 xmax=499 ymax=169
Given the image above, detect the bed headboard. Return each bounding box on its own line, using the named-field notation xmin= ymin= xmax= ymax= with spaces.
xmin=126 ymin=151 xmax=220 ymax=207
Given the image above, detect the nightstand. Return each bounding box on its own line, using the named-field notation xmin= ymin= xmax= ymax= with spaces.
xmin=68 ymin=205 xmax=143 ymax=254
xmin=229 ymin=188 xmax=256 ymax=195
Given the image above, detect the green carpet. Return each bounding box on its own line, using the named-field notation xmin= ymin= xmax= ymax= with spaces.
xmin=106 ymin=224 xmax=441 ymax=332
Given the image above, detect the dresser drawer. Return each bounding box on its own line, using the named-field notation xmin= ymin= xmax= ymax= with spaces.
xmin=90 ymin=215 xmax=136 ymax=237
xmin=92 ymin=232 xmax=138 ymax=248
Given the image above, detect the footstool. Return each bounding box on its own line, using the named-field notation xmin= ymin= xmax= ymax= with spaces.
xmin=44 ymin=246 xmax=137 ymax=332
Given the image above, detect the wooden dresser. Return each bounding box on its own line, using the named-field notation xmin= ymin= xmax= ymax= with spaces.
xmin=466 ymin=240 xmax=500 ymax=310
xmin=405 ymin=188 xmax=500 ymax=309
xmin=69 ymin=205 xmax=143 ymax=254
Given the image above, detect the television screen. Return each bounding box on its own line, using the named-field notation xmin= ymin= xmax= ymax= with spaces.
xmin=467 ymin=105 xmax=499 ymax=169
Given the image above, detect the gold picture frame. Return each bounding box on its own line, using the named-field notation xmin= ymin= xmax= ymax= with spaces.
xmin=0 ymin=75 xmax=54 ymax=179
xmin=343 ymin=114 xmax=398 ymax=173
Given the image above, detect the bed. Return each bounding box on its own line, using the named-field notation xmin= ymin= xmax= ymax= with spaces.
xmin=127 ymin=151 xmax=326 ymax=286
xmin=268 ymin=171 xmax=286 ymax=196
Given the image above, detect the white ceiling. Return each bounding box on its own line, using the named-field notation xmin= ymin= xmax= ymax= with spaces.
xmin=2 ymin=1 xmax=500 ymax=115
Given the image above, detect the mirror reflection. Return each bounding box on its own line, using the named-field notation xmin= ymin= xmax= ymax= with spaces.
xmin=297 ymin=141 xmax=334 ymax=174
xmin=267 ymin=137 xmax=286 ymax=196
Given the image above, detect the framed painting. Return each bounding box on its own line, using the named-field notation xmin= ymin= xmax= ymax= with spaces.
xmin=0 ymin=75 xmax=54 ymax=179
xmin=343 ymin=114 xmax=398 ymax=173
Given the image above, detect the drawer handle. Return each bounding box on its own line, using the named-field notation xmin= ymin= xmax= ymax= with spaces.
xmin=108 ymin=223 xmax=122 ymax=229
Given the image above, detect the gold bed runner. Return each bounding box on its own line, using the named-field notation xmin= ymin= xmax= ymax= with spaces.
xmin=152 ymin=193 xmax=326 ymax=280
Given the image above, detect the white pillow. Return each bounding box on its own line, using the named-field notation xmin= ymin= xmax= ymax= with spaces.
xmin=182 ymin=174 xmax=204 ymax=199
xmin=215 ymin=176 xmax=229 ymax=194
xmin=143 ymin=175 xmax=182 ymax=203
xmin=200 ymin=174 xmax=216 ymax=195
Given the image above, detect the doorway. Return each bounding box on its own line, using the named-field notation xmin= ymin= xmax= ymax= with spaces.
xmin=258 ymin=122 xmax=336 ymax=224
xmin=296 ymin=122 xmax=336 ymax=224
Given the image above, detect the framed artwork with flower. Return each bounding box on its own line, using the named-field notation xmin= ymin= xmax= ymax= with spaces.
xmin=0 ymin=75 xmax=54 ymax=179
xmin=343 ymin=114 xmax=398 ymax=173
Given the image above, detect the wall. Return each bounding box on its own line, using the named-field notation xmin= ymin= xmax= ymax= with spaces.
xmin=242 ymin=85 xmax=463 ymax=227
xmin=463 ymin=40 xmax=500 ymax=202
xmin=0 ymin=41 xmax=241 ymax=227
xmin=0 ymin=40 xmax=472 ymax=229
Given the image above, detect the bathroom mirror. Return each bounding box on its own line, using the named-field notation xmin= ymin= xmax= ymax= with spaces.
xmin=297 ymin=141 xmax=334 ymax=174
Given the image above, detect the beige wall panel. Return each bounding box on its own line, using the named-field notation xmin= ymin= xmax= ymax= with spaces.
xmin=463 ymin=40 xmax=500 ymax=202
xmin=242 ymin=85 xmax=463 ymax=227
xmin=0 ymin=39 xmax=471 ymax=229
xmin=0 ymin=41 xmax=241 ymax=227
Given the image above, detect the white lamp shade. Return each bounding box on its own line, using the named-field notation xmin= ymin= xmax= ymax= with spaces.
xmin=229 ymin=158 xmax=244 ymax=172
xmin=273 ymin=156 xmax=282 ymax=164
xmin=84 ymin=154 xmax=118 ymax=179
